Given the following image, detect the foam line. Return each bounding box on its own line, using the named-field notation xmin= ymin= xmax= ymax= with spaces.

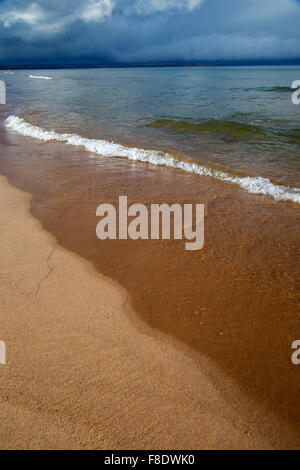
xmin=5 ymin=116 xmax=300 ymax=204
xmin=29 ymin=75 xmax=52 ymax=80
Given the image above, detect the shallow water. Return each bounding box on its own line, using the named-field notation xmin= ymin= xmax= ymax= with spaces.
xmin=1 ymin=66 xmax=300 ymax=190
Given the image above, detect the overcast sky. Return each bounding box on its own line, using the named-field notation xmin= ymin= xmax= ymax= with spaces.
xmin=1 ymin=0 xmax=300 ymax=65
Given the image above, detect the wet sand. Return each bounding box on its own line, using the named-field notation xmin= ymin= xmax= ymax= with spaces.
xmin=1 ymin=174 xmax=294 ymax=450
xmin=0 ymin=121 xmax=300 ymax=448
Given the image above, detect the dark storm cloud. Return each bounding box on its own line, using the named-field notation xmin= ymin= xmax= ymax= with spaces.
xmin=0 ymin=0 xmax=300 ymax=65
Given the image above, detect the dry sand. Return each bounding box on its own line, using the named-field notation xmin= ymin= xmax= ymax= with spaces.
xmin=0 ymin=174 xmax=298 ymax=449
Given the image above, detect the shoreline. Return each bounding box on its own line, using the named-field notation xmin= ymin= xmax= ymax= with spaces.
xmin=5 ymin=115 xmax=300 ymax=204
xmin=0 ymin=174 xmax=299 ymax=449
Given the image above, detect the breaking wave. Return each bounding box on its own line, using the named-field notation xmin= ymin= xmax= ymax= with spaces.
xmin=29 ymin=75 xmax=53 ymax=80
xmin=5 ymin=115 xmax=300 ymax=204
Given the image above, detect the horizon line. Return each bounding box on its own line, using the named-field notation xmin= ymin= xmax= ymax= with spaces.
xmin=1 ymin=60 xmax=300 ymax=70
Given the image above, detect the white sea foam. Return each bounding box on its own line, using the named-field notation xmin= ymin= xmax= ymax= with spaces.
xmin=29 ymin=75 xmax=52 ymax=80
xmin=5 ymin=115 xmax=300 ymax=204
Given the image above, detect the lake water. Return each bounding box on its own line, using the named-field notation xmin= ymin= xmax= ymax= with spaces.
xmin=1 ymin=66 xmax=300 ymax=203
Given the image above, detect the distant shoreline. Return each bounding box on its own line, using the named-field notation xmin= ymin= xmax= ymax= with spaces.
xmin=1 ymin=61 xmax=300 ymax=70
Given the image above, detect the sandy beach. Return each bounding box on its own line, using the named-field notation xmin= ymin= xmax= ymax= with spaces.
xmin=0 ymin=174 xmax=299 ymax=449
xmin=1 ymin=0 xmax=300 ymax=452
